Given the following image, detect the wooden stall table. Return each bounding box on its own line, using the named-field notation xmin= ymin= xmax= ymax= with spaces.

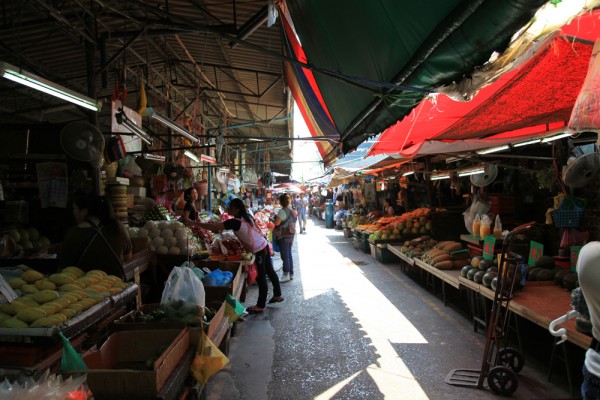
xmin=386 ymin=245 xmax=415 ymax=274
xmin=414 ymin=259 xmax=462 ymax=305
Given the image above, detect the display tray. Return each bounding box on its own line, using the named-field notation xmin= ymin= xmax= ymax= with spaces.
xmin=0 ymin=284 xmax=137 ymax=341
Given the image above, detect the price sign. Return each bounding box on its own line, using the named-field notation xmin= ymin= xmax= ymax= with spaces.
xmin=570 ymin=246 xmax=582 ymax=272
xmin=528 ymin=241 xmax=544 ymax=266
xmin=482 ymin=236 xmax=496 ymax=261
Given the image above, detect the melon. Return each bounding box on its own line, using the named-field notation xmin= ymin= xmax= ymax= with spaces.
xmin=473 ymin=271 xmax=485 ymax=284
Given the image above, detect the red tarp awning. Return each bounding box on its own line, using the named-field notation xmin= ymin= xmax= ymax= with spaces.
xmin=367 ymin=12 xmax=600 ymax=158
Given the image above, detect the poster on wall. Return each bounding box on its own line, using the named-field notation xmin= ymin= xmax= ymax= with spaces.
xmin=36 ymin=162 xmax=68 ymax=208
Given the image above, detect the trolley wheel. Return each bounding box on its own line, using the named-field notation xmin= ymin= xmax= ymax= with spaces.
xmin=498 ymin=347 xmax=525 ymax=373
xmin=488 ymin=366 xmax=518 ymax=396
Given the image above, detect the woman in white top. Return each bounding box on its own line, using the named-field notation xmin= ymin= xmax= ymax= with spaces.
xmin=577 ymin=242 xmax=600 ymax=399
xmin=383 ymin=199 xmax=394 ymax=216
xmin=273 ymin=194 xmax=296 ymax=282
xmin=198 ymin=198 xmax=283 ymax=314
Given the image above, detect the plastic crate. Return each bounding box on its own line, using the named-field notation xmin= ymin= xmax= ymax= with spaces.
xmin=353 ymin=237 xmax=363 ymax=251
xmin=376 ymin=245 xmax=401 ymax=264
xmin=362 ymin=236 xmax=371 ymax=253
xmin=552 ymin=209 xmax=584 ymax=228
xmin=369 ymin=243 xmax=377 ymax=258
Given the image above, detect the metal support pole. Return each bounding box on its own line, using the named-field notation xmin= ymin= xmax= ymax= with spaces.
xmin=208 ymin=165 xmax=213 ymax=212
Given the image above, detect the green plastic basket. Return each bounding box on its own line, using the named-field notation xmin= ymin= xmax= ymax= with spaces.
xmin=552 ymin=209 xmax=584 ymax=228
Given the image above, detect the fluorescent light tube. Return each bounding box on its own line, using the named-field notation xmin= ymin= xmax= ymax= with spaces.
xmin=430 ymin=173 xmax=450 ymax=181
xmin=184 ymin=150 xmax=200 ymax=163
xmin=458 ymin=168 xmax=485 ymax=177
xmin=513 ymin=138 xmax=541 ymax=147
xmin=476 ymin=145 xmax=509 ymax=155
xmin=147 ymin=108 xmax=200 ymax=144
xmin=116 ymin=111 xmax=153 ymax=145
xmin=402 ymin=171 xmax=414 ymax=176
xmin=143 ymin=153 xmax=165 ymax=161
xmin=0 ymin=61 xmax=100 ymax=111
xmin=541 ymin=132 xmax=572 ymax=143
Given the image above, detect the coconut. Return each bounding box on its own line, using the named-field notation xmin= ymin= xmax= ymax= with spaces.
xmin=158 ymin=221 xmax=170 ymax=230
xmin=140 ymin=229 xmax=149 ymax=238
xmin=144 ymin=220 xmax=156 ymax=231
xmin=165 ymin=237 xmax=178 ymax=248
xmin=149 ymin=228 xmax=161 ymax=238
xmin=161 ymin=228 xmax=174 ymax=239
xmin=174 ymin=228 xmax=187 ymax=239
xmin=151 ymin=236 xmax=165 ymax=248
xmin=168 ymin=246 xmax=181 ymax=255
xmin=157 ymin=245 xmax=169 ymax=255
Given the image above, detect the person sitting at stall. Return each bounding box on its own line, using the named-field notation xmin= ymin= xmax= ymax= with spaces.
xmin=197 ymin=198 xmax=283 ymax=314
xmin=383 ymin=198 xmax=394 ymax=216
xmin=180 ymin=187 xmax=200 ymax=227
xmin=58 ymin=190 xmax=131 ymax=279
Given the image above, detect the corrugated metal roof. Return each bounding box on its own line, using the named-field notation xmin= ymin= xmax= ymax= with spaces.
xmin=0 ymin=0 xmax=292 ymax=174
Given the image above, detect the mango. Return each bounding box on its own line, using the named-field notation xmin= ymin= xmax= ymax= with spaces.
xmin=1 ymin=301 xmax=29 ymax=316
xmin=54 ymin=297 xmax=73 ymax=307
xmin=86 ymin=269 xmax=107 ymax=278
xmin=39 ymin=304 xmax=57 ymax=316
xmin=67 ymin=303 xmax=84 ymax=313
xmin=49 ymin=313 xmax=67 ymax=323
xmin=49 ymin=273 xmax=76 ymax=286
xmin=20 ymin=284 xmax=39 ymax=294
xmin=29 ymin=317 xmax=59 ymax=328
xmin=60 ymin=284 xmax=83 ymax=292
xmin=8 ymin=277 xmax=27 ymax=289
xmin=62 ymin=266 xmax=85 ymax=278
xmin=32 ymin=290 xmax=60 ymax=304
xmin=0 ymin=318 xmax=29 ymax=328
xmin=0 ymin=312 xmax=12 ymax=322
xmin=15 ymin=307 xmax=47 ymax=323
xmin=114 ymin=282 xmax=128 ymax=290
xmin=58 ymin=308 xmax=77 ymax=319
xmin=61 ymin=293 xmax=79 ymax=303
xmin=76 ymin=276 xmax=100 ymax=286
xmin=78 ymin=298 xmax=96 ymax=309
xmin=68 ymin=290 xmax=87 ymax=300
xmin=21 ymin=269 xmax=44 ymax=283
xmin=44 ymin=301 xmax=64 ymax=313
xmin=14 ymin=296 xmax=39 ymax=307
xmin=108 ymin=287 xmax=122 ymax=295
xmin=34 ymin=279 xmax=56 ymax=291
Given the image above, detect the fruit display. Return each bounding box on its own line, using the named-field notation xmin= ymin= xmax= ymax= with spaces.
xmin=420 ymin=241 xmax=470 ymax=270
xmin=397 ymin=235 xmax=437 ymax=258
xmin=4 ymin=227 xmax=52 ymax=256
xmin=208 ymin=234 xmax=247 ymax=261
xmin=523 ymin=255 xmax=579 ymax=291
xmin=357 ymin=208 xmax=436 ymax=238
xmin=138 ymin=204 xmax=173 ymax=225
xmin=130 ymin=300 xmax=204 ymax=326
xmin=190 ymin=226 xmax=216 ymax=246
xmin=0 ymin=266 xmax=129 ymax=329
xmin=128 ymin=220 xmax=204 ymax=256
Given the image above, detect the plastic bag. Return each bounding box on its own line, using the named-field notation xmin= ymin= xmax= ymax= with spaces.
xmin=202 ymin=269 xmax=233 ymax=286
xmin=161 ymin=266 xmax=206 ymax=307
xmin=190 ymin=330 xmax=230 ymax=386
xmin=59 ymin=332 xmax=87 ymax=371
xmin=224 ymin=294 xmax=245 ymax=323
xmin=480 ymin=214 xmax=492 ymax=238
xmin=494 ymin=215 xmax=503 ymax=238
xmin=463 ymin=195 xmax=490 ymax=234
xmin=246 ymin=262 xmax=258 ymax=285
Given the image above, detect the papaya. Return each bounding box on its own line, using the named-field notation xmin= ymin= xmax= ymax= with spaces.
xmin=434 ymin=260 xmax=454 ymax=270
xmin=29 ymin=317 xmax=59 ymax=328
xmin=21 ymin=269 xmax=44 ymax=283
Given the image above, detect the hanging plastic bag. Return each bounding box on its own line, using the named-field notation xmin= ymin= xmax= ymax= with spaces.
xmin=161 ymin=265 xmax=206 ymax=307
xmin=463 ymin=195 xmax=489 ymax=235
xmin=59 ymin=332 xmax=87 ymax=371
xmin=224 ymin=294 xmax=245 ymax=323
xmin=494 ymin=215 xmax=503 ymax=239
xmin=480 ymin=214 xmax=492 ymax=238
xmin=190 ymin=330 xmax=230 ymax=386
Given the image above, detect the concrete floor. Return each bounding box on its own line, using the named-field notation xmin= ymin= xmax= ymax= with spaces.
xmin=206 ymin=218 xmax=574 ymax=400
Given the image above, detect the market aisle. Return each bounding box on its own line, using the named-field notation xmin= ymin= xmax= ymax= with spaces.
xmin=207 ymin=218 xmax=571 ymax=400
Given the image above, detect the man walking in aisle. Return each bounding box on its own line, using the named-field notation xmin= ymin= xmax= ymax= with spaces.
xmin=295 ymin=193 xmax=308 ymax=234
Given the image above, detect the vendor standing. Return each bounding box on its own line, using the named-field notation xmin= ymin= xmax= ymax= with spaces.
xmin=197 ymin=198 xmax=283 ymax=314
xmin=383 ymin=198 xmax=394 ymax=216
xmin=58 ymin=190 xmax=131 ymax=279
xmin=180 ymin=187 xmax=199 ymax=226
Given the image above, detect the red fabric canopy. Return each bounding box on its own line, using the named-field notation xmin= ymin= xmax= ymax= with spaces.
xmin=367 ymin=13 xmax=599 ymax=158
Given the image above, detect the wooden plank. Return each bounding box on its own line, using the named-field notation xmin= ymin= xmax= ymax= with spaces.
xmin=459 ymin=276 xmax=481 ymax=293
xmin=438 ymin=269 xmax=462 ymax=289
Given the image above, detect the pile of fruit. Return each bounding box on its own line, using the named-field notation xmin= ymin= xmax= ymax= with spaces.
xmin=420 ymin=241 xmax=470 ymax=270
xmin=461 ymin=256 xmax=499 ymax=288
xmin=129 ymin=300 xmax=204 ymax=326
xmin=4 ymin=227 xmax=52 ymax=256
xmin=208 ymin=236 xmax=250 ymax=261
xmin=129 ymin=220 xmax=204 ymax=256
xmin=0 ymin=266 xmax=128 ymax=328
xmin=359 ymin=208 xmax=434 ymax=237
xmin=190 ymin=226 xmax=215 ymax=246
xmin=525 ymin=256 xmax=579 ymax=291
xmin=138 ymin=205 xmax=173 ymax=225
xmin=396 ymin=235 xmax=437 ymax=258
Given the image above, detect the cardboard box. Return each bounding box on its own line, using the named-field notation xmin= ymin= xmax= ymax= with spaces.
xmin=128 ymin=186 xmax=147 ymax=197
xmin=77 ymin=328 xmax=189 ymax=399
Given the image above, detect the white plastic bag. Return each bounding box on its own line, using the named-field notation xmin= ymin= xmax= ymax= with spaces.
xmin=161 ymin=266 xmax=206 ymax=307
xmin=463 ymin=195 xmax=490 ymax=234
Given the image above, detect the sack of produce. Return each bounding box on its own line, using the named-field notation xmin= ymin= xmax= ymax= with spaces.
xmin=161 ymin=265 xmax=205 ymax=307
